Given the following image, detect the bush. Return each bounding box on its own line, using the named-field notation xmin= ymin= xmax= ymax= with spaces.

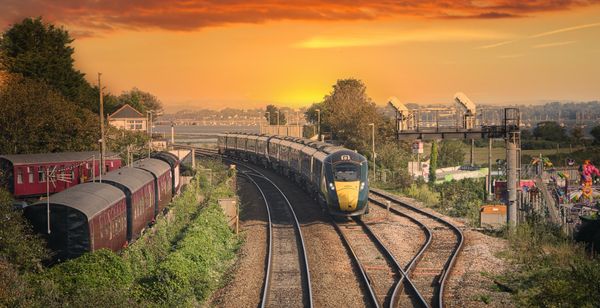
xmin=497 ymin=218 xmax=600 ymax=307
xmin=402 ymin=184 xmax=439 ymax=207
xmin=435 ymin=179 xmax=485 ymax=226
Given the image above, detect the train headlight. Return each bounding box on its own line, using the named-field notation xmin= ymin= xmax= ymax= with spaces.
xmin=328 ymin=182 xmax=336 ymax=191
xmin=360 ymin=182 xmax=365 ymax=190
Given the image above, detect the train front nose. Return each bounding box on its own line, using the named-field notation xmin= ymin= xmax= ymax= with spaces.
xmin=334 ymin=181 xmax=359 ymax=211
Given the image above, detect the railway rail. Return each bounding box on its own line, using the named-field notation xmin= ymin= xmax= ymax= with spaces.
xmin=332 ymin=216 xmax=428 ymax=308
xmin=188 ymin=145 xmax=463 ymax=308
xmin=369 ymin=189 xmax=464 ymax=308
xmin=234 ymin=161 xmax=313 ymax=308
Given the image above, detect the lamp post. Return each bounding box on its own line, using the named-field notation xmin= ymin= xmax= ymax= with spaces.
xmin=147 ymin=111 xmax=153 ymax=158
xmin=369 ymin=123 xmax=376 ymax=181
xmin=315 ymin=109 xmax=321 ymax=141
xmin=276 ymin=110 xmax=280 ymax=135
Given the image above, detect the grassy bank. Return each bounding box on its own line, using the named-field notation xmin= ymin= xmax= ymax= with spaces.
xmin=4 ymin=158 xmax=239 ymax=307
xmin=496 ymin=218 xmax=600 ymax=307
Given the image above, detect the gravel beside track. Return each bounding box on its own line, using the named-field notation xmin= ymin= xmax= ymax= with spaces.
xmin=239 ymin=162 xmax=371 ymax=308
xmin=370 ymin=190 xmax=463 ymax=308
xmin=208 ymin=175 xmax=268 ymax=308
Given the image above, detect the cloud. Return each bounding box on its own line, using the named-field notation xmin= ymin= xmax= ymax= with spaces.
xmin=1 ymin=0 xmax=599 ymax=36
xmin=498 ymin=53 xmax=525 ymax=58
xmin=297 ymin=29 xmax=511 ymax=48
xmin=477 ymin=21 xmax=600 ymax=49
xmin=529 ymin=22 xmax=600 ymax=38
xmin=532 ymin=40 xmax=577 ymax=48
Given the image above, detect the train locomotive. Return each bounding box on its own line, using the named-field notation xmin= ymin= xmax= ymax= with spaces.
xmin=218 ymin=134 xmax=369 ymax=216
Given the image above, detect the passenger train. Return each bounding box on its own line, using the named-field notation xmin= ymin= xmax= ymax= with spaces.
xmin=218 ymin=134 xmax=369 ymax=217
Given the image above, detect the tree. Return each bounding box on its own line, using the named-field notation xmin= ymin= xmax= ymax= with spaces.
xmin=571 ymin=126 xmax=584 ymax=145
xmin=438 ymin=140 xmax=466 ymax=168
xmin=429 ymin=141 xmax=438 ymax=185
xmin=0 ymin=17 xmax=97 ymax=112
xmin=0 ymin=74 xmax=99 ymax=154
xmin=116 ymin=87 xmax=163 ymax=115
xmin=264 ymin=104 xmax=286 ymax=125
xmin=591 ymin=125 xmax=600 ymax=145
xmin=307 ymin=79 xmax=382 ymax=152
xmin=533 ymin=121 xmax=567 ymax=142
xmin=0 ymin=189 xmax=47 ymax=271
xmin=376 ymin=142 xmax=412 ymax=188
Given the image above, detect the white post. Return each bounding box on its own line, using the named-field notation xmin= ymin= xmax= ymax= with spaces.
xmin=171 ymin=122 xmax=175 ymax=145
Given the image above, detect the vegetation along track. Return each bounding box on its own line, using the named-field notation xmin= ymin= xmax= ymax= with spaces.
xmin=369 ymin=189 xmax=464 ymax=308
xmin=233 ymin=160 xmax=313 ymax=308
xmin=332 ymin=216 xmax=428 ymax=308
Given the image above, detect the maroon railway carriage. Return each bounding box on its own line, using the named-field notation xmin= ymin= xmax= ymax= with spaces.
xmin=151 ymin=151 xmax=181 ymax=196
xmin=24 ymin=183 xmax=127 ymax=261
xmin=0 ymin=151 xmax=121 ymax=199
xmin=132 ymin=158 xmax=172 ymax=216
xmin=99 ymin=167 xmax=155 ymax=242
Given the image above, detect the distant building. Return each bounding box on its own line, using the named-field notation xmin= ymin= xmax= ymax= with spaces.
xmin=108 ymin=104 xmax=147 ymax=131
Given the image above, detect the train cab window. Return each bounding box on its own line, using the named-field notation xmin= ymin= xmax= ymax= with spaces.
xmin=333 ymin=163 xmax=359 ymax=182
xmin=38 ymin=167 xmax=46 ymax=183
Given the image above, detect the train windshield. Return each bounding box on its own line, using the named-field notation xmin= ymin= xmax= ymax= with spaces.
xmin=333 ymin=163 xmax=359 ymax=182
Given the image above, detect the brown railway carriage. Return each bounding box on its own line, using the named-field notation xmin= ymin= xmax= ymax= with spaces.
xmin=132 ymin=158 xmax=172 ymax=216
xmin=24 ymin=183 xmax=127 ymax=261
xmin=0 ymin=151 xmax=121 ymax=199
xmin=98 ymin=167 xmax=155 ymax=242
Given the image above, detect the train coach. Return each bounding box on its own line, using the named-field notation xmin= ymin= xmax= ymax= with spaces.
xmin=24 ymin=182 xmax=128 ymax=261
xmin=23 ymin=152 xmax=182 ymax=262
xmin=0 ymin=151 xmax=122 ymax=199
xmin=218 ymin=134 xmax=369 ymax=217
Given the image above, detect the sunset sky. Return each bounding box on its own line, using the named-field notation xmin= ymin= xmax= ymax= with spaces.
xmin=2 ymin=1 xmax=600 ymax=111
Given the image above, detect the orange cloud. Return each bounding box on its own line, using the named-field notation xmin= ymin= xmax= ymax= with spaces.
xmin=1 ymin=0 xmax=599 ymax=36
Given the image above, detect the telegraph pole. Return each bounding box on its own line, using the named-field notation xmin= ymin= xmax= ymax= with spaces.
xmin=98 ymin=73 xmax=105 ymax=178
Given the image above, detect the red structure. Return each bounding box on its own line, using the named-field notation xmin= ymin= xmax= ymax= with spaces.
xmin=0 ymin=151 xmax=122 ymax=199
xmin=24 ymin=183 xmax=128 ymax=261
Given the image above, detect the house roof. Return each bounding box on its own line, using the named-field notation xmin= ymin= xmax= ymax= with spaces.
xmin=108 ymin=104 xmax=145 ymax=119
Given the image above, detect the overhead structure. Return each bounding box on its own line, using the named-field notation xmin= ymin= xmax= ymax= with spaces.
xmin=388 ymin=96 xmax=416 ymax=132
xmin=454 ymin=92 xmax=477 ymax=129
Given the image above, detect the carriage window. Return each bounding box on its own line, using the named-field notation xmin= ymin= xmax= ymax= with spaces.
xmin=38 ymin=167 xmax=46 ymax=183
xmin=333 ymin=163 xmax=359 ymax=181
xmin=28 ymin=168 xmax=34 ymax=183
xmin=17 ymin=169 xmax=23 ymax=184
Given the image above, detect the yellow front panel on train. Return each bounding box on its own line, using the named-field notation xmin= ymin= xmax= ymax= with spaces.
xmin=334 ymin=181 xmax=359 ymax=211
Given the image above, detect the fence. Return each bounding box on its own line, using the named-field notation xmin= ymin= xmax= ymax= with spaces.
xmin=260 ymin=125 xmax=303 ymax=137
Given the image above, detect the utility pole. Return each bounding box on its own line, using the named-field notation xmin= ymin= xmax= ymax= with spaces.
xmin=487 ymin=138 xmax=493 ymax=200
xmin=98 ymin=73 xmax=105 ymax=178
xmin=369 ymin=123 xmax=376 ymax=181
xmin=170 ymin=122 xmax=175 ymax=145
xmin=470 ymin=139 xmax=475 ymax=166
xmin=147 ymin=111 xmax=153 ymax=158
xmin=316 ymin=109 xmax=321 ymax=141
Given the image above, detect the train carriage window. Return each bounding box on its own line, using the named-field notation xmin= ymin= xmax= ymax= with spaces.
xmin=28 ymin=168 xmax=34 ymax=183
xmin=17 ymin=168 xmax=23 ymax=184
xmin=38 ymin=167 xmax=46 ymax=183
xmin=333 ymin=163 xmax=359 ymax=182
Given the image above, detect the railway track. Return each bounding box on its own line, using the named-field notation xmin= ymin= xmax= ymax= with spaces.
xmin=235 ymin=161 xmax=313 ymax=308
xmin=332 ymin=216 xmax=428 ymax=308
xmin=369 ymin=189 xmax=464 ymax=308
xmin=190 ymin=147 xmax=463 ymax=307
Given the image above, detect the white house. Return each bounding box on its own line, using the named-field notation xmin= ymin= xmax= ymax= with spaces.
xmin=108 ymin=104 xmax=147 ymax=131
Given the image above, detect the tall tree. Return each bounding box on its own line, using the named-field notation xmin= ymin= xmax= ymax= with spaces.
xmin=438 ymin=140 xmax=466 ymax=168
xmin=571 ymin=126 xmax=584 ymax=145
xmin=0 ymin=17 xmax=97 ymax=111
xmin=429 ymin=141 xmax=438 ymax=185
xmin=0 ymin=75 xmax=98 ymax=154
xmin=264 ymin=104 xmax=286 ymax=125
xmin=591 ymin=125 xmax=600 ymax=145
xmin=308 ymin=79 xmax=382 ymax=152
xmin=116 ymin=87 xmax=163 ymax=115
xmin=533 ymin=121 xmax=567 ymax=142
